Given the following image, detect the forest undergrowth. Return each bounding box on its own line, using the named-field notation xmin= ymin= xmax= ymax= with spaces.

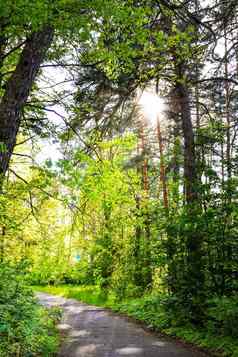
xmin=0 ymin=263 xmax=60 ymax=357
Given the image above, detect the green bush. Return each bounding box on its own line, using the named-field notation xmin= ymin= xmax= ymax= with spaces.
xmin=206 ymin=296 xmax=238 ymax=338
xmin=30 ymin=260 xmax=95 ymax=287
xmin=0 ymin=262 xmax=59 ymax=356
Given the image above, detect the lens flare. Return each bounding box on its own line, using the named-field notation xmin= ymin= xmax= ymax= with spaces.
xmin=138 ymin=90 xmax=165 ymax=127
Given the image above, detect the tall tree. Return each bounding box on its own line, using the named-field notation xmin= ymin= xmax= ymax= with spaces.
xmin=0 ymin=26 xmax=53 ymax=182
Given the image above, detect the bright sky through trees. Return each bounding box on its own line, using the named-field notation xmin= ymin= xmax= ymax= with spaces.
xmin=137 ymin=90 xmax=166 ymax=128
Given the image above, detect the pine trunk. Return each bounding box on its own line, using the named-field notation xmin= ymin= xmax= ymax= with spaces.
xmin=0 ymin=26 xmax=54 ymax=185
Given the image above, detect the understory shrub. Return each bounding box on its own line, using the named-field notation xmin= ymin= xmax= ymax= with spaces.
xmin=206 ymin=296 xmax=238 ymax=338
xmin=0 ymin=262 xmax=59 ymax=356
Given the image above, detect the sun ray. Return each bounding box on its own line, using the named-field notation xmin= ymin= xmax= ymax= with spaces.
xmin=137 ymin=89 xmax=166 ymax=128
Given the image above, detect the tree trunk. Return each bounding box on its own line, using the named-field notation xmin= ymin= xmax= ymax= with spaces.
xmin=175 ymin=77 xmax=197 ymax=203
xmin=0 ymin=25 xmax=54 ymax=185
xmin=139 ymin=124 xmax=149 ymax=193
xmin=0 ymin=21 xmax=7 ymax=89
xmin=0 ymin=225 xmax=5 ymax=262
xmin=173 ymin=60 xmax=205 ymax=321
xmin=138 ymin=124 xmax=152 ymax=287
xmin=157 ymin=116 xmax=169 ymax=209
xmin=224 ymin=27 xmax=231 ymax=183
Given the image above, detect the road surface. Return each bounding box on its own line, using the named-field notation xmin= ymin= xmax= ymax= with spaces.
xmin=37 ymin=292 xmax=210 ymax=357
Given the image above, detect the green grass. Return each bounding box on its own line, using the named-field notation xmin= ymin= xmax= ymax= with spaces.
xmin=33 ymin=285 xmax=238 ymax=357
xmin=33 ymin=284 xmax=115 ymax=306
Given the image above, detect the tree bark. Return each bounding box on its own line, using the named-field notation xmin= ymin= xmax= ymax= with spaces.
xmin=0 ymin=20 xmax=7 ymax=89
xmin=0 ymin=225 xmax=5 ymax=262
xmin=139 ymin=124 xmax=149 ymax=193
xmin=157 ymin=116 xmax=169 ymax=209
xmin=173 ymin=59 xmax=205 ymax=320
xmin=0 ymin=25 xmax=54 ymax=185
xmin=174 ymin=72 xmax=197 ymax=203
xmin=224 ymin=27 xmax=231 ymax=182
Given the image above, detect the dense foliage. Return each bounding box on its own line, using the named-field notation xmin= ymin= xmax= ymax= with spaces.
xmin=1 ymin=0 xmax=238 ymax=355
xmin=0 ymin=262 xmax=59 ymax=356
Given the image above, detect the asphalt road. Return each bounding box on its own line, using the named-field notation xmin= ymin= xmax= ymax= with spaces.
xmin=37 ymin=292 xmax=209 ymax=357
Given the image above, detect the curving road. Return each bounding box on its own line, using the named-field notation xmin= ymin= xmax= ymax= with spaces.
xmin=37 ymin=292 xmax=210 ymax=357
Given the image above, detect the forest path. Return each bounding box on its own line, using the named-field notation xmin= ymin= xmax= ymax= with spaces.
xmin=37 ymin=292 xmax=209 ymax=357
